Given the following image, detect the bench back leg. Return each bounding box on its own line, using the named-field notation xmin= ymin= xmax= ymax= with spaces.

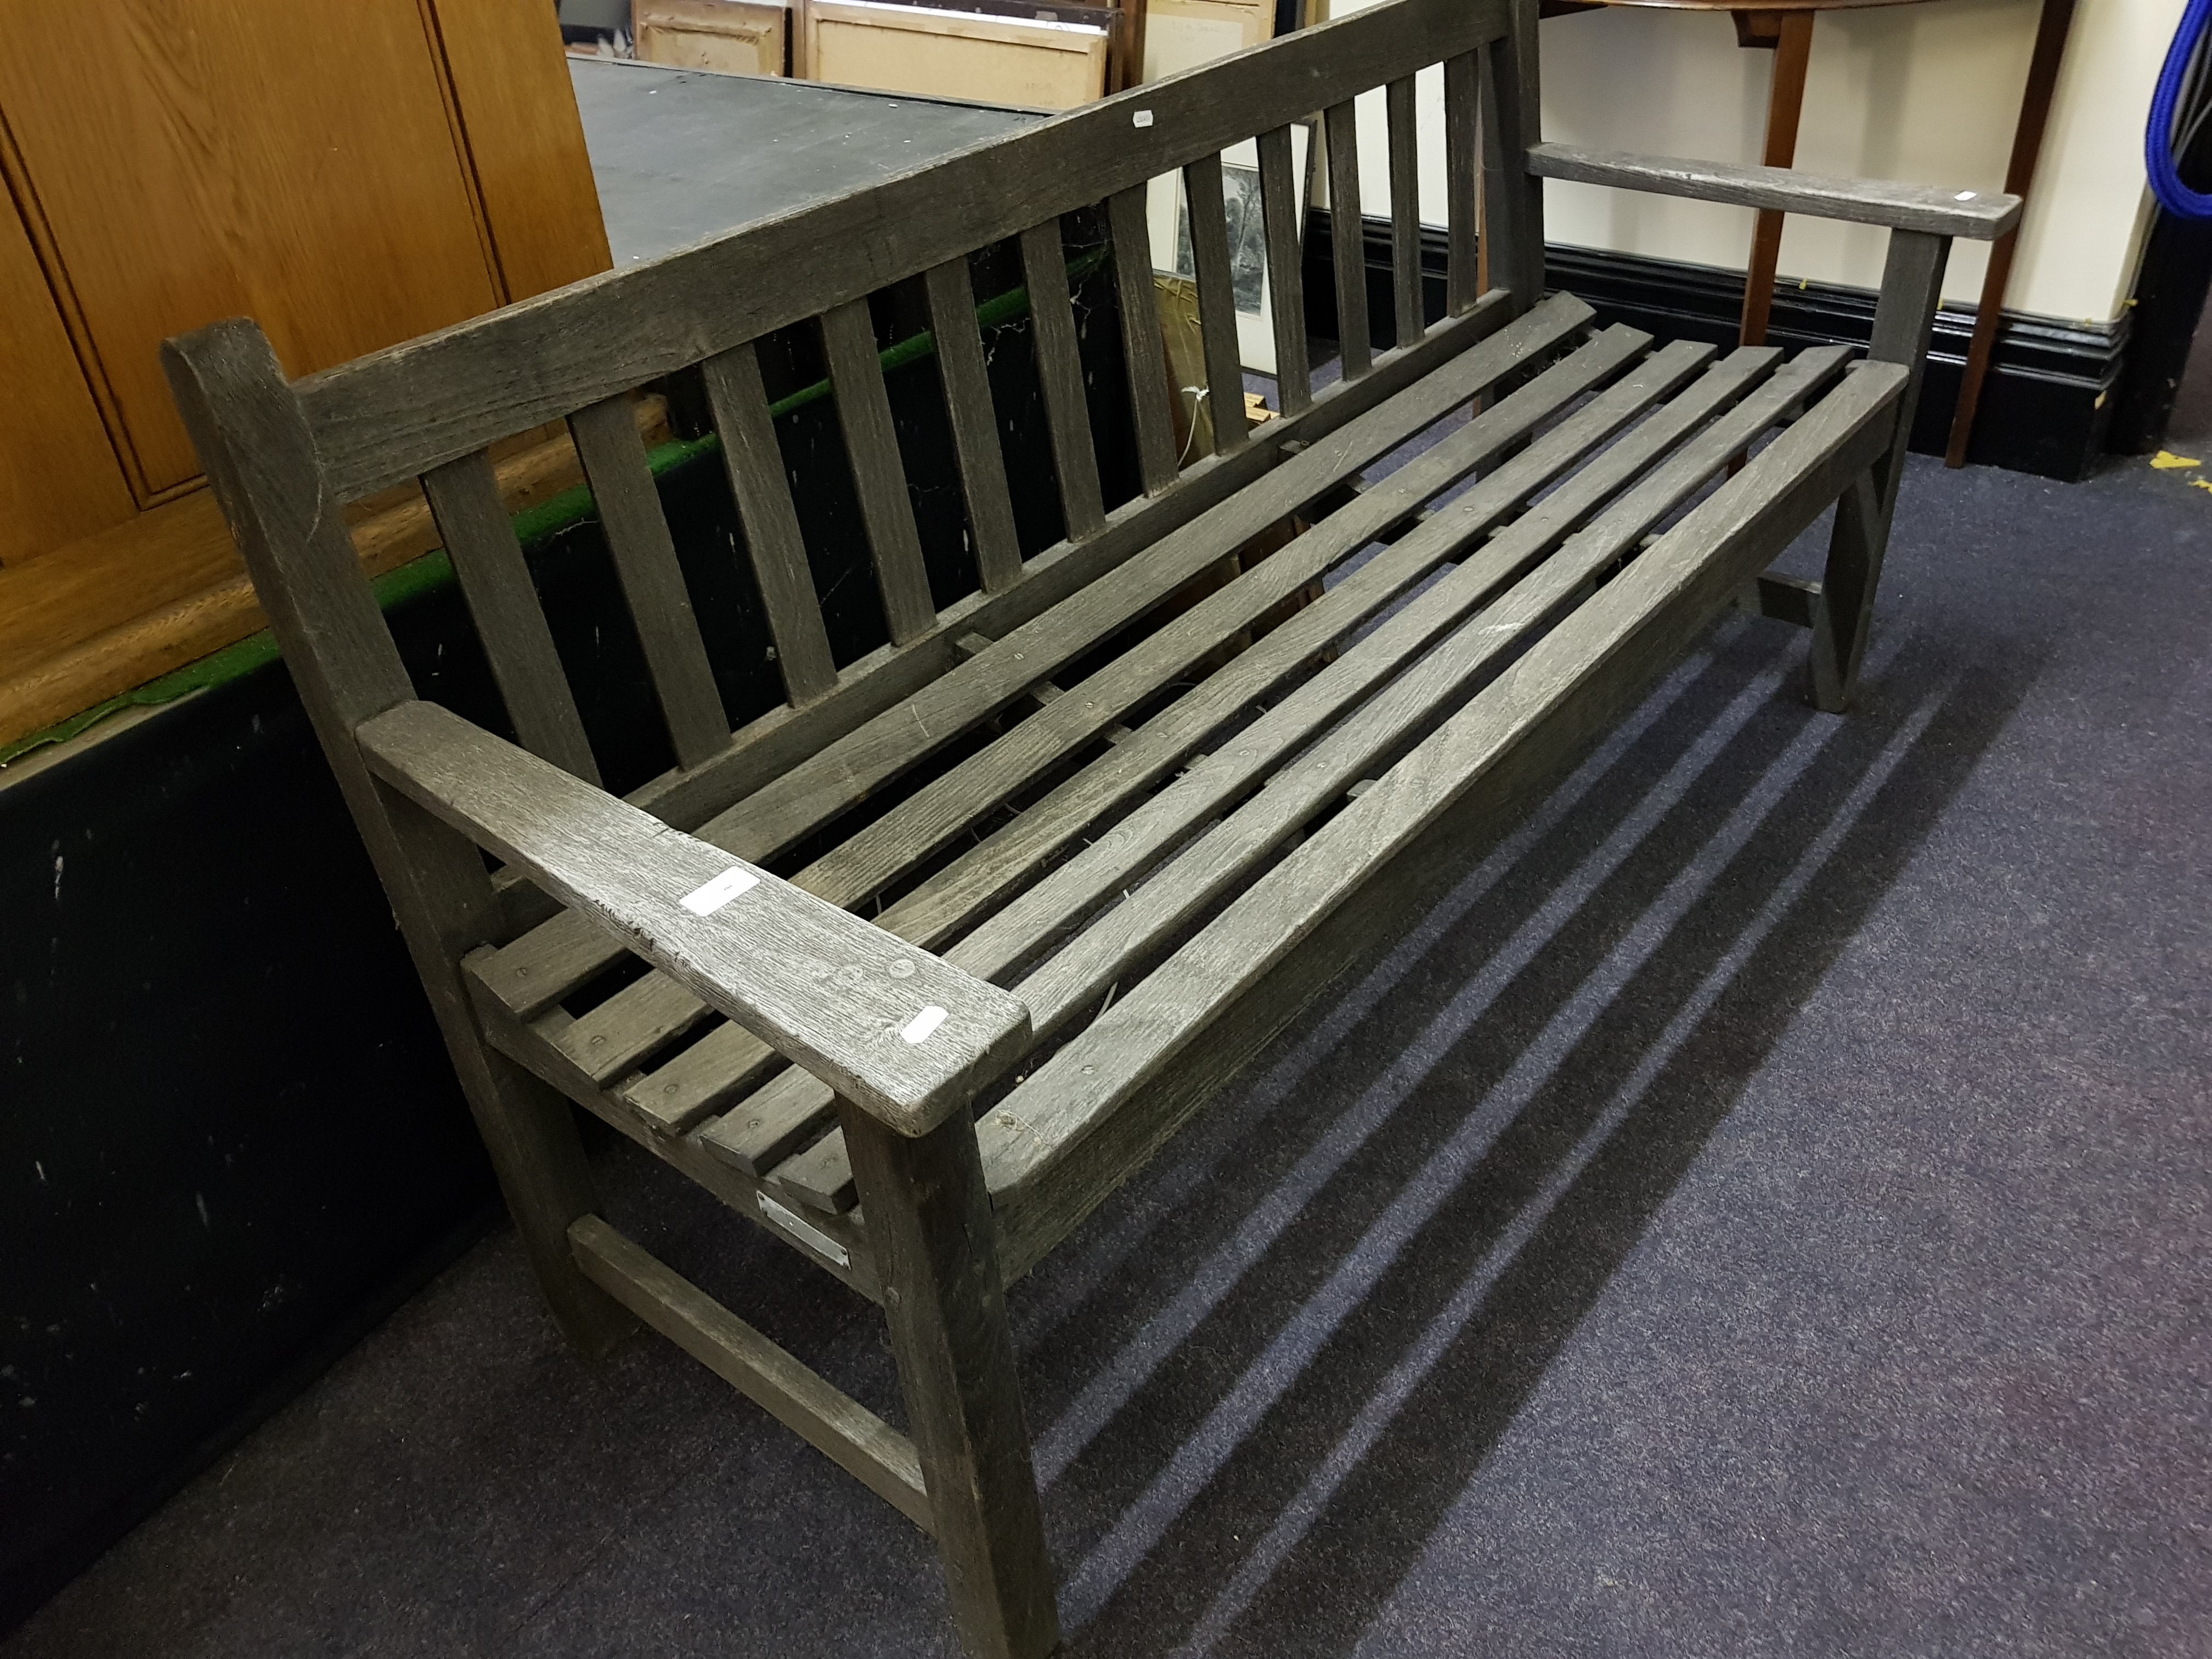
xmin=164 ymin=320 xmax=631 ymax=1358
xmin=840 ymin=1104 xmax=1059 ymax=1659
xmin=1814 ymin=225 xmax=1950 ymax=711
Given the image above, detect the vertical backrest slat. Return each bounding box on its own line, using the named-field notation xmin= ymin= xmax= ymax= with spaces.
xmin=1386 ymin=76 xmax=1423 ymax=349
xmin=821 ymin=298 xmax=939 ymax=645
xmin=921 ymin=258 xmax=1026 ymax=594
xmin=1443 ymin=51 xmax=1482 ymax=315
xmin=699 ymin=341 xmax=841 ymax=704
xmin=1181 ymin=153 xmax=1251 ymax=456
xmin=1324 ymin=101 xmax=1372 ymax=380
xmin=1017 ymin=219 xmax=1108 ymax=538
xmin=1105 ymin=185 xmax=1181 ymax=495
xmin=1257 ymin=125 xmax=1311 ymax=419
xmin=567 ymin=396 xmax=731 ymax=770
xmin=1481 ymin=4 xmax=1545 ymax=309
xmin=421 ymin=450 xmax=602 ymax=785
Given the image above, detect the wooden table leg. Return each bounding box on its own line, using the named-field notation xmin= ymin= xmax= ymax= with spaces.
xmin=1739 ymin=10 xmax=1815 ymax=347
xmin=1944 ymin=0 xmax=2076 ymax=467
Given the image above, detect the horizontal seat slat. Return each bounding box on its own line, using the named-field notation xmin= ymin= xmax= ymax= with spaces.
xmin=697 ymin=326 xmax=1662 ymax=1181
xmin=763 ymin=339 xmax=1810 ymax=1215
xmin=479 ymin=291 xmax=1517 ymax=943
xmin=978 ymin=356 xmax=1909 ymax=1246
xmin=790 ymin=311 xmax=1632 ymax=915
xmin=471 ymin=292 xmax=1578 ymax=1023
xmin=949 ymin=338 xmax=1763 ymax=997
xmin=997 ymin=356 xmax=1856 ymax=1045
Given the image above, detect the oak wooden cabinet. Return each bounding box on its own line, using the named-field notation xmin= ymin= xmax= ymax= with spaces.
xmin=0 ymin=0 xmax=612 ymax=745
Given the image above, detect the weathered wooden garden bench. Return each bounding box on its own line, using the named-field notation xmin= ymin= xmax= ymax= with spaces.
xmin=166 ymin=2 xmax=2014 ymax=1650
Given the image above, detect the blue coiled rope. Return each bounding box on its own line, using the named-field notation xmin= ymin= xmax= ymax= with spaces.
xmin=2149 ymin=0 xmax=2212 ymax=218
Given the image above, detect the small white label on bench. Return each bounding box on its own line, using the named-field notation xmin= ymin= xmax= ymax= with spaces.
xmin=901 ymin=1005 xmax=950 ymax=1045
xmin=1133 ymin=109 xmax=1153 ymax=128
xmin=758 ymin=1191 xmax=850 ymax=1268
xmin=680 ymin=867 xmax=759 ymax=916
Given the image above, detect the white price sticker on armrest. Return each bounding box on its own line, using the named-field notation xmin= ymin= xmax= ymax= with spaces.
xmin=680 ymin=867 xmax=760 ymax=916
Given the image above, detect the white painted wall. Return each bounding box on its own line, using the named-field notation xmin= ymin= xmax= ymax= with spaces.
xmin=1324 ymin=0 xmax=2186 ymax=325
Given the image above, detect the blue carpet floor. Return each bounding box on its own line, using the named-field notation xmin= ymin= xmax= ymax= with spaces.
xmin=5 ymin=398 xmax=2206 ymax=1656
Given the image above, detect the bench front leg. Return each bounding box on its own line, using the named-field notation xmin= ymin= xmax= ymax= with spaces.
xmin=1814 ymin=225 xmax=1951 ymax=712
xmin=842 ymin=1101 xmax=1060 ymax=1659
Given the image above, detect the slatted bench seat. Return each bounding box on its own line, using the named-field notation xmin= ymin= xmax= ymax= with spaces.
xmin=165 ymin=2 xmax=2016 ymax=1651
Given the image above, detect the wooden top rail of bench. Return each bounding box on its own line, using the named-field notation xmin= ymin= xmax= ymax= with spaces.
xmin=1527 ymin=144 xmax=2023 ymax=240
xmin=357 ymin=698 xmax=1031 ymax=1136
xmin=289 ymin=0 xmax=1510 ymax=501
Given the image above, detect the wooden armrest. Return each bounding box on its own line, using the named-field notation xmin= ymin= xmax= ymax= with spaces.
xmin=357 ymin=699 xmax=1030 ymax=1138
xmin=1527 ymin=143 xmax=2021 ymax=241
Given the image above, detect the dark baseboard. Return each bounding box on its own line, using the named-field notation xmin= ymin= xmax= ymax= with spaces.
xmin=1305 ymin=210 xmax=2126 ymax=483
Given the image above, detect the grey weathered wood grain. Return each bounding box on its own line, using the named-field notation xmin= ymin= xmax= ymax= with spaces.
xmin=947 ymin=336 xmax=1748 ymax=1001
xmin=162 ymin=318 xmax=629 ymax=1356
xmin=1257 ymin=125 xmax=1312 ymax=417
xmin=1105 ymin=185 xmax=1182 ymax=495
xmin=1181 ymin=153 xmax=1250 ymax=455
xmin=466 ymin=292 xmax=1527 ymax=1027
xmin=567 ymin=396 xmax=731 ymax=770
xmin=679 ymin=295 xmax=1584 ymax=872
xmin=1387 ymin=76 xmax=1424 ymax=348
xmin=1018 ymin=219 xmax=1107 ymax=536
xmin=358 ymin=698 xmax=1029 ymax=1136
xmin=784 ymin=303 xmax=1607 ymax=914
xmin=729 ymin=329 xmax=1700 ymax=1212
xmin=658 ymin=328 xmax=1648 ymax=1186
xmin=459 ymin=949 xmax=882 ymax=1301
xmin=979 ymin=356 xmax=1903 ymax=1198
xmin=992 ymin=356 xmax=1850 ymax=1044
xmin=764 ymin=1119 xmax=857 ymax=1209
xmin=176 ymin=10 xmax=1966 ymax=1647
xmin=1443 ymin=50 xmax=1481 ymax=315
xmin=763 ymin=341 xmax=1845 ymax=1220
xmin=704 ymin=1057 xmax=838 ymax=1175
xmin=1481 ymin=20 xmax=1546 ymax=309
xmin=842 ymin=1105 xmax=1058 ymax=1658
xmin=297 ymin=0 xmax=1514 ymax=502
xmin=922 ymin=258 xmax=1026 ymax=594
xmin=822 ymin=299 xmax=938 ymax=645
xmin=420 ymin=449 xmax=601 ymax=784
xmin=1815 ymin=227 xmax=1951 ymax=710
xmin=468 ymin=295 xmax=1578 ymax=1034
xmin=562 ymin=288 xmax=1517 ymax=871
xmin=699 ymin=341 xmax=841 ymax=704
xmin=1325 ymin=100 xmax=1372 ymax=379
xmin=570 ymin=1214 xmax=931 ymax=1528
xmin=1528 ymin=144 xmax=2022 ymax=240
xmin=614 ymin=1015 xmax=784 ymax=1136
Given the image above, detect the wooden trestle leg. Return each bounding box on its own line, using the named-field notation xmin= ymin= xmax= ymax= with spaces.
xmin=840 ymin=1101 xmax=1060 ymax=1659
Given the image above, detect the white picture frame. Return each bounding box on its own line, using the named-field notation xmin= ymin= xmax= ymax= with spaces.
xmin=1143 ymin=121 xmax=1312 ymax=377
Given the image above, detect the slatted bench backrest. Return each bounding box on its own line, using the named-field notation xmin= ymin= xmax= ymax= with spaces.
xmin=169 ymin=0 xmax=1536 ymax=849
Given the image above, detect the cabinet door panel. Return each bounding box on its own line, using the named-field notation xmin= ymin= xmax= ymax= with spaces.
xmin=0 ymin=0 xmax=506 ymax=498
xmin=0 ymin=188 xmax=136 ymax=567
